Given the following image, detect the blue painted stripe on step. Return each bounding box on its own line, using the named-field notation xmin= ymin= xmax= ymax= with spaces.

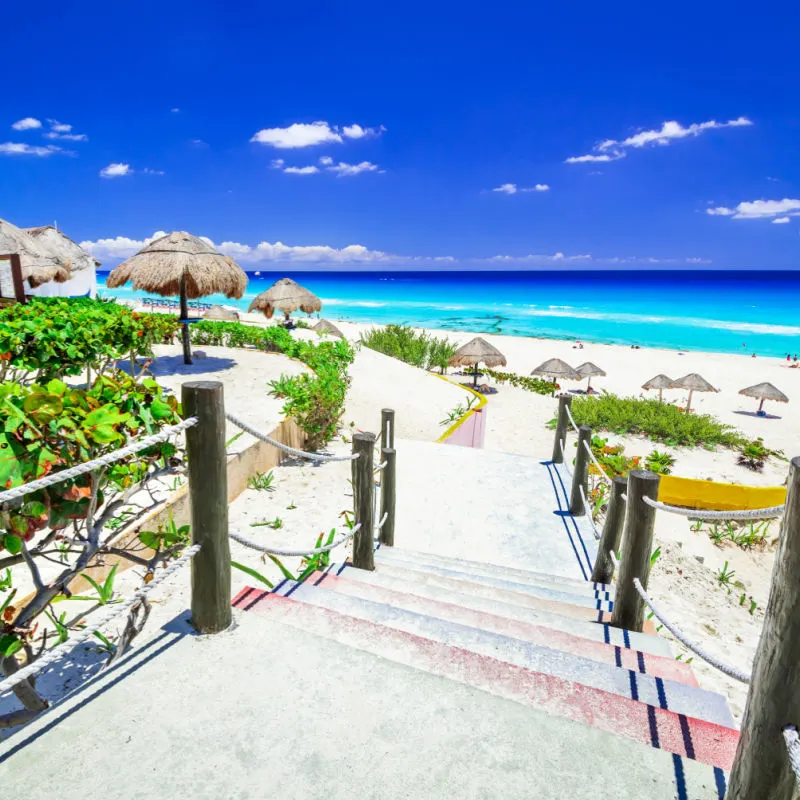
xmin=672 ymin=754 xmax=688 ymax=800
xmin=637 ymin=651 xmax=647 ymax=675
xmin=543 ymin=462 xmax=589 ymax=580
xmin=656 ymin=677 xmax=668 ymax=709
xmin=336 ymin=562 xmax=349 ymax=576
xmin=283 ymin=580 xmax=305 ymax=598
xmin=647 ymin=705 xmax=660 ymax=749
xmin=628 ymin=670 xmax=639 ymax=702
xmin=603 ymin=624 xmax=610 ymax=645
xmin=679 ymin=714 xmax=696 ymax=760
xmin=623 ymin=629 xmax=631 ymax=649
xmin=614 ymin=646 xmax=622 ymax=668
xmin=548 ymin=460 xmax=594 ymax=577
xmin=713 ymin=767 xmax=727 ymax=799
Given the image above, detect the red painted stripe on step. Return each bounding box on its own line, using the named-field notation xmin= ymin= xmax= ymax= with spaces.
xmin=232 ymin=587 xmax=257 ymax=608
xmin=307 ymin=571 xmax=698 ymax=687
xmin=247 ymin=593 xmax=738 ymax=769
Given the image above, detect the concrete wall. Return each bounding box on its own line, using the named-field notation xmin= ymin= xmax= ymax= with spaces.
xmin=28 ymin=267 xmax=97 ymax=299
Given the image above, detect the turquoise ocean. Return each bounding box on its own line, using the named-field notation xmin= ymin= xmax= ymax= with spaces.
xmin=98 ymin=270 xmax=800 ymax=359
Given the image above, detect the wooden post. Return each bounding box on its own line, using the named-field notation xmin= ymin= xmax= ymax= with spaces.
xmin=381 ymin=408 xmax=395 ymax=450
xmin=179 ymin=276 xmax=192 ymax=365
xmin=9 ymin=254 xmax=26 ymax=304
xmin=183 ymin=381 xmax=231 ymax=634
xmin=379 ymin=447 xmax=396 ymax=547
xmin=591 ymin=476 xmax=627 ymax=584
xmin=351 ymin=432 xmax=376 ymax=570
xmin=551 ymin=394 xmax=573 ymax=464
xmin=610 ymin=469 xmax=660 ymax=633
xmin=726 ymin=456 xmax=800 ymax=800
xmin=569 ymin=425 xmax=592 ymax=515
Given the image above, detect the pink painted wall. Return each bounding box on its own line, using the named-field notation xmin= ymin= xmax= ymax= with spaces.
xmin=442 ymin=408 xmax=486 ymax=448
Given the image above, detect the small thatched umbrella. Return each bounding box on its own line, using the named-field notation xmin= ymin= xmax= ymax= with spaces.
xmin=671 ymin=373 xmax=718 ymax=413
xmin=642 ymin=374 xmax=674 ymax=403
xmin=204 ymin=304 xmax=240 ymax=321
xmin=576 ymin=362 xmax=606 ymax=393
xmin=107 ymin=231 xmax=247 ymax=364
xmin=449 ymin=337 xmax=507 ymax=387
xmin=313 ymin=319 xmax=344 ymax=339
xmin=0 ymin=218 xmax=72 ymax=289
xmin=248 ymin=278 xmax=322 ymax=324
xmin=739 ymin=382 xmax=789 ymax=415
xmin=532 ymin=358 xmax=580 ymax=396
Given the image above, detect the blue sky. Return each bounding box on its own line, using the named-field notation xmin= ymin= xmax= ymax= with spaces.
xmin=2 ymin=0 xmax=798 ymax=269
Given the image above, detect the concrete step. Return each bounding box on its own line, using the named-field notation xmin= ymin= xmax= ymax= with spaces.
xmin=374 ymin=548 xmax=614 ymax=606
xmin=239 ymin=588 xmax=738 ymax=774
xmin=0 ymin=606 xmax=727 ymax=799
xmin=305 ymin=569 xmax=697 ymax=687
xmin=323 ymin=561 xmax=672 ymax=658
xmin=375 ymin=543 xmax=611 ymax=592
xmin=241 ymin=583 xmax=734 ymax=729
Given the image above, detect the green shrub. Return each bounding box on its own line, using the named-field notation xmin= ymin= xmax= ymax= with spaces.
xmin=360 ymin=325 xmax=456 ymax=374
xmin=484 ymin=369 xmax=555 ymax=396
xmin=561 ymin=394 xmax=746 ymax=448
xmin=645 ymin=450 xmax=676 ymax=475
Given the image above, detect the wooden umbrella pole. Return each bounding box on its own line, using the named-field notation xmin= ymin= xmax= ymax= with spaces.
xmin=759 ymin=397 xmax=765 ymax=413
xmin=179 ymin=274 xmax=192 ymax=365
xmin=686 ymin=388 xmax=693 ymax=413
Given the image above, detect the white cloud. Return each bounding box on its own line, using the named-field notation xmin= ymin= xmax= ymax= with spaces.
xmin=319 ymin=156 xmax=333 ymax=166
xmin=190 ymin=139 xmax=208 ymax=147
xmin=767 ymin=176 xmax=779 ymax=182
xmin=566 ymin=116 xmax=752 ymax=164
xmin=44 ymin=131 xmax=88 ymax=141
xmin=11 ymin=117 xmax=42 ymax=131
xmin=0 ymin=142 xmax=63 ymax=157
xmin=142 ymin=168 xmax=165 ymax=175
xmin=325 ymin=160 xmax=381 ymax=177
xmin=171 ymin=108 xmax=181 ymax=113
xmin=341 ymin=124 xmax=386 ymax=139
xmin=492 ymin=183 xmax=550 ymax=194
xmin=251 ymin=121 xmax=344 ymax=149
xmin=79 ymin=232 xmax=167 ymax=259
xmin=706 ymin=198 xmax=800 ymax=220
xmin=100 ymin=162 xmax=133 ymax=178
xmin=47 ymin=120 xmax=72 ymax=133
xmin=270 ymin=158 xmax=285 ymax=169
xmin=685 ymin=257 xmax=713 ymax=264
xmin=284 ymin=165 xmax=319 ymax=175
xmin=772 ymin=216 xmax=791 ymax=224
xmin=488 ymin=252 xmax=592 ymax=262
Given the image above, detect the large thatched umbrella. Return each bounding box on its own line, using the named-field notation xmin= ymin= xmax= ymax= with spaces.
xmin=449 ymin=337 xmax=507 ymax=387
xmin=532 ymin=358 xmax=580 ymax=396
xmin=24 ymin=226 xmax=100 ymax=274
xmin=671 ymin=373 xmax=718 ymax=413
xmin=576 ymin=362 xmax=606 ymax=393
xmin=739 ymin=382 xmax=788 ymax=415
xmin=313 ymin=319 xmax=344 ymax=339
xmin=204 ymin=304 xmax=240 ymax=321
xmin=248 ymin=278 xmax=322 ymax=324
xmin=107 ymin=231 xmax=247 ymax=364
xmin=0 ymin=218 xmax=72 ymax=289
xmin=642 ymin=374 xmax=674 ymax=403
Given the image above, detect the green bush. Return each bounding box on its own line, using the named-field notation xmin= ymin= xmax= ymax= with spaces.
xmin=360 ymin=325 xmax=456 ymax=374
xmin=561 ymin=393 xmax=746 ymax=448
xmin=484 ymin=369 xmax=555 ymax=396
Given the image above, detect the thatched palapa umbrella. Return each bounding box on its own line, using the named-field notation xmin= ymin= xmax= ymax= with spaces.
xmin=532 ymin=358 xmax=580 ymax=396
xmin=739 ymin=382 xmax=788 ymax=415
xmin=671 ymin=373 xmax=718 ymax=413
xmin=313 ymin=319 xmax=344 ymax=339
xmin=0 ymin=218 xmax=72 ymax=289
xmin=248 ymin=278 xmax=322 ymax=324
xmin=107 ymin=231 xmax=247 ymax=364
xmin=576 ymin=362 xmax=606 ymax=393
xmin=204 ymin=304 xmax=240 ymax=321
xmin=449 ymin=337 xmax=507 ymax=387
xmin=642 ymin=374 xmax=674 ymax=403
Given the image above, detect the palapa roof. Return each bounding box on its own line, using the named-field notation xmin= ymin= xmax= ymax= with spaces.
xmin=531 ymin=358 xmax=580 ymax=380
xmin=312 ymin=319 xmax=344 ymax=338
xmin=575 ymin=362 xmax=606 ymax=378
xmin=671 ymin=373 xmax=718 ymax=393
xmin=24 ymin=226 xmax=100 ymax=271
xmin=248 ymin=277 xmax=322 ymax=318
xmin=449 ymin=336 xmax=507 ymax=368
xmin=642 ymin=374 xmax=674 ymax=391
xmin=106 ymin=231 xmax=247 ymax=300
xmin=203 ymin=304 xmax=240 ymax=321
xmin=0 ymin=217 xmax=72 ymax=287
xmin=739 ymin=382 xmax=789 ymax=403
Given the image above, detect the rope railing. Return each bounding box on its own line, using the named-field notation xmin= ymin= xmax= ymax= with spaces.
xmin=229 ymin=524 xmax=361 ymax=557
xmin=225 ymin=411 xmax=359 ymax=462
xmin=582 ymin=439 xmax=612 ymax=484
xmin=632 ymin=577 xmax=751 ymax=683
xmin=578 ymin=485 xmax=601 ymax=540
xmin=609 ymin=549 xmax=620 ymax=572
xmin=374 ymin=461 xmax=387 ymax=471
xmin=783 ymin=727 xmax=800 ymax=792
xmin=565 ymin=404 xmax=580 ymax=434
xmin=642 ymin=495 xmax=784 ymax=520
xmin=376 ymin=511 xmax=388 ymax=530
xmin=0 ymin=417 xmax=198 ymax=505
xmin=0 ymin=543 xmax=201 ymax=697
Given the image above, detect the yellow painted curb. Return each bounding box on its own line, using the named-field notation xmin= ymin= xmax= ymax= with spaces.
xmin=658 ymin=474 xmax=786 ymax=511
xmin=432 ymin=373 xmax=489 ymax=443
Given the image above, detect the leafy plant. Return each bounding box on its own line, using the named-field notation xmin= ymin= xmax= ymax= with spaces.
xmin=248 ymin=470 xmax=276 ymax=492
xmin=649 ymin=546 xmax=662 ymax=568
xmin=231 ymin=560 xmax=274 ymax=588
xmin=717 ymin=561 xmax=736 ymax=586
xmin=645 ymin=450 xmax=676 ymax=475
xmin=439 ymin=395 xmax=478 ymax=427
xmin=250 ymin=517 xmax=283 ymax=530
xmin=484 ymin=369 xmax=556 ymax=395
xmin=737 ymin=438 xmax=770 ymax=472
xmin=71 ymin=563 xmax=119 ymax=605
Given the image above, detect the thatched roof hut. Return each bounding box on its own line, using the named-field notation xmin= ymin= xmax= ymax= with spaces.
xmin=107 ymin=231 xmax=248 ymax=364
xmin=671 ymin=373 xmax=718 ymax=413
xmin=532 ymin=358 xmax=580 ymax=380
xmin=0 ymin=218 xmax=71 ymax=288
xmin=313 ymin=319 xmax=344 ymax=338
xmin=575 ymin=361 xmax=606 ymax=392
xmin=449 ymin=337 xmax=507 ymax=386
xmin=248 ymin=278 xmax=322 ymax=321
xmin=203 ymin=304 xmax=240 ymax=321
xmin=642 ymin=374 xmax=674 ymax=402
xmin=24 ymin=226 xmax=100 ymax=272
xmin=739 ymin=382 xmax=788 ymax=414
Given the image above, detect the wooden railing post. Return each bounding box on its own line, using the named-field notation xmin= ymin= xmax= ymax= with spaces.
xmin=591 ymin=476 xmax=627 ymax=584
xmin=610 ymin=469 xmax=660 ymax=633
xmin=379 ymin=446 xmax=396 ymax=546
xmin=352 ymin=432 xmax=376 ymax=570
xmin=551 ymin=394 xmax=573 ymax=464
xmin=569 ymin=425 xmax=592 ymax=516
xmin=183 ymin=381 xmax=231 ymax=634
xmin=727 ymin=456 xmax=800 ymax=800
xmin=381 ymin=408 xmax=395 ymax=450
